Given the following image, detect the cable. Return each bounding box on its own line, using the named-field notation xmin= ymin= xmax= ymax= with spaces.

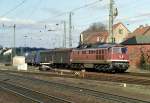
xmin=71 ymin=0 xmax=102 ymax=12
xmin=39 ymin=0 xmax=102 ymax=23
xmin=26 ymin=0 xmax=42 ymax=19
xmin=0 ymin=0 xmax=28 ymax=18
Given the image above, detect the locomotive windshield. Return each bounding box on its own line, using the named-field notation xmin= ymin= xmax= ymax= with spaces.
xmin=113 ymin=47 xmax=127 ymax=54
xmin=121 ymin=47 xmax=127 ymax=53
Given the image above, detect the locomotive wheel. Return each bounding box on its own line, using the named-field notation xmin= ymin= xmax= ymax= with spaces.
xmin=95 ymin=65 xmax=104 ymax=72
xmin=80 ymin=64 xmax=85 ymax=70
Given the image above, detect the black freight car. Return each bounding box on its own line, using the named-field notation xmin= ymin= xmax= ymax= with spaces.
xmin=39 ymin=50 xmax=54 ymax=65
xmin=25 ymin=51 xmax=36 ymax=65
xmin=52 ymin=48 xmax=72 ymax=68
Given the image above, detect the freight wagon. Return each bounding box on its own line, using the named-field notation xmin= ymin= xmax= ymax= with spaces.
xmin=26 ymin=50 xmax=53 ymax=66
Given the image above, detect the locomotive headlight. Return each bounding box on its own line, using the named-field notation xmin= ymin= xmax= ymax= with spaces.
xmin=119 ymin=55 xmax=123 ymax=59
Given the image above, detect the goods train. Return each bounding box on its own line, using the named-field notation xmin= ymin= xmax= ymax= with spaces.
xmin=26 ymin=43 xmax=129 ymax=73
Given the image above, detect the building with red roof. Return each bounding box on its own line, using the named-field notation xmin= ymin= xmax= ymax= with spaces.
xmin=80 ymin=22 xmax=130 ymax=44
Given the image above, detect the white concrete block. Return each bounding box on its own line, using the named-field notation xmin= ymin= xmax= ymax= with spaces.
xmin=13 ymin=56 xmax=25 ymax=66
xmin=17 ymin=63 xmax=28 ymax=71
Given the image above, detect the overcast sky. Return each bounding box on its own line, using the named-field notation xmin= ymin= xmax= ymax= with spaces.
xmin=0 ymin=0 xmax=149 ymax=48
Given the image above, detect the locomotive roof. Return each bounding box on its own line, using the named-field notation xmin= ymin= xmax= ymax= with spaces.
xmin=76 ymin=43 xmax=124 ymax=50
xmin=53 ymin=48 xmax=72 ymax=51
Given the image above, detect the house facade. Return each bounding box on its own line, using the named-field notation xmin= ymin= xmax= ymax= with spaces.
xmin=80 ymin=22 xmax=130 ymax=44
xmin=80 ymin=31 xmax=108 ymax=44
xmin=111 ymin=22 xmax=130 ymax=43
xmin=126 ymin=25 xmax=150 ymax=39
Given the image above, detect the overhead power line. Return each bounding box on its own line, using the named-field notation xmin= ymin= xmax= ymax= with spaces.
xmin=26 ymin=0 xmax=42 ymax=19
xmin=0 ymin=0 xmax=27 ymax=18
xmin=39 ymin=0 xmax=102 ymax=23
xmin=71 ymin=0 xmax=102 ymax=12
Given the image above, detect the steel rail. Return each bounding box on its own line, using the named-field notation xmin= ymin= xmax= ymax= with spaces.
xmin=0 ymin=80 xmax=73 ymax=103
xmin=3 ymin=72 xmax=150 ymax=103
xmin=2 ymin=69 xmax=150 ymax=85
xmin=0 ymin=86 xmax=41 ymax=103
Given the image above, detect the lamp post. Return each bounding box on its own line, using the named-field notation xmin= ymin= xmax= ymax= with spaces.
xmin=13 ymin=24 xmax=16 ymax=56
xmin=2 ymin=24 xmax=16 ymax=64
xmin=24 ymin=35 xmax=28 ymax=56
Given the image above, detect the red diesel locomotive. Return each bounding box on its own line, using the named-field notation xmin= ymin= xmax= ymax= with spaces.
xmin=50 ymin=43 xmax=129 ymax=73
xmin=70 ymin=44 xmax=129 ymax=72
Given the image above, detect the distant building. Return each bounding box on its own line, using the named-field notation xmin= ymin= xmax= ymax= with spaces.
xmin=80 ymin=31 xmax=108 ymax=44
xmin=126 ymin=25 xmax=150 ymax=39
xmin=122 ymin=25 xmax=150 ymax=69
xmin=80 ymin=22 xmax=130 ymax=44
xmin=111 ymin=22 xmax=130 ymax=43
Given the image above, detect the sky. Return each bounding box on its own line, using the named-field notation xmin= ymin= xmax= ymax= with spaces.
xmin=0 ymin=0 xmax=150 ymax=48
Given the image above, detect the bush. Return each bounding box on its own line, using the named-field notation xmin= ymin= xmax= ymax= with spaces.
xmin=140 ymin=52 xmax=146 ymax=68
xmin=140 ymin=51 xmax=150 ymax=71
xmin=142 ymin=63 xmax=150 ymax=71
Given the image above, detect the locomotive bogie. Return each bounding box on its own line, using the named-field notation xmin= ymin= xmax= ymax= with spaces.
xmin=111 ymin=62 xmax=129 ymax=72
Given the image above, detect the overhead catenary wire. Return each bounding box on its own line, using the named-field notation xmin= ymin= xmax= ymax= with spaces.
xmin=26 ymin=0 xmax=42 ymax=19
xmin=71 ymin=0 xmax=102 ymax=12
xmin=39 ymin=0 xmax=102 ymax=23
xmin=0 ymin=0 xmax=28 ymax=18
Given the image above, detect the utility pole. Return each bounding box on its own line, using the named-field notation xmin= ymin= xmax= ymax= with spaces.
xmin=13 ymin=24 xmax=16 ymax=57
xmin=109 ymin=0 xmax=114 ymax=43
xmin=63 ymin=21 xmax=66 ymax=48
xmin=69 ymin=12 xmax=72 ymax=48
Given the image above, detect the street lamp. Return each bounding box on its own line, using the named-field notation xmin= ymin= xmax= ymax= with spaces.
xmin=24 ymin=35 xmax=28 ymax=56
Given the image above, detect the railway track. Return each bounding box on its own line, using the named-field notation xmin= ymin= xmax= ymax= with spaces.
xmin=2 ymin=69 xmax=150 ymax=85
xmin=1 ymin=69 xmax=150 ymax=86
xmin=2 ymin=71 xmax=150 ymax=103
xmin=123 ymin=72 xmax=150 ymax=78
xmin=0 ymin=80 xmax=73 ymax=103
xmin=86 ymin=72 xmax=150 ymax=85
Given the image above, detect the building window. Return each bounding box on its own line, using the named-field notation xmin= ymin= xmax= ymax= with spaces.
xmin=119 ymin=29 xmax=123 ymax=34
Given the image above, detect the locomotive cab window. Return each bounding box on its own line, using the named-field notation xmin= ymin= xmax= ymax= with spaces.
xmin=121 ymin=48 xmax=127 ymax=54
xmin=113 ymin=47 xmax=121 ymax=53
xmin=113 ymin=47 xmax=127 ymax=54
